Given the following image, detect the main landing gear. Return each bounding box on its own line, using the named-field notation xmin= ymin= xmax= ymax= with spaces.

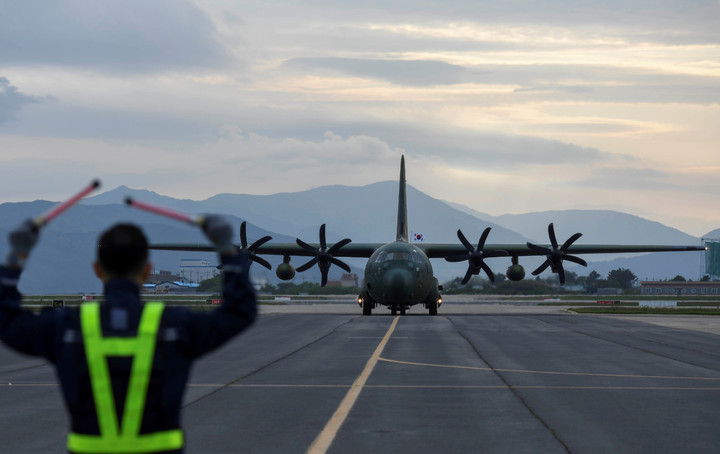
xmin=427 ymin=299 xmax=438 ymax=316
xmin=362 ymin=298 xmax=372 ymax=316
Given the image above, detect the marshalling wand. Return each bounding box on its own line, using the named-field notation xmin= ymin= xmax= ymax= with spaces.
xmin=33 ymin=179 xmax=101 ymax=228
xmin=124 ymin=197 xmax=204 ymax=227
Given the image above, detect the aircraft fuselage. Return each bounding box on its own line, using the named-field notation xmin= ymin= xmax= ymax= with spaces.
xmin=359 ymin=240 xmax=440 ymax=315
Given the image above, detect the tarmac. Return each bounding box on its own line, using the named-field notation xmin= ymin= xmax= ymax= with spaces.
xmin=2 ymin=302 xmax=720 ymax=453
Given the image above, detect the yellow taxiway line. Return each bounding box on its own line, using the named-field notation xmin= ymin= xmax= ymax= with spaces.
xmin=305 ymin=315 xmax=399 ymax=454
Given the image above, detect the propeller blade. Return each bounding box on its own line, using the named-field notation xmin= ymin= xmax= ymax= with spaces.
xmin=532 ymin=260 xmax=551 ymax=276
xmin=564 ymin=255 xmax=588 ymax=267
xmin=481 ymin=262 xmax=495 ymax=283
xmin=296 ymin=258 xmax=318 ymax=272
xmin=558 ymin=265 xmax=566 ymax=285
xmin=478 ymin=227 xmax=491 ymax=250
xmin=457 ymin=229 xmax=473 ymax=251
xmin=548 ymin=223 xmax=558 ymax=249
xmin=295 ymin=238 xmax=316 ymax=253
xmin=319 ymin=262 xmax=331 ymax=287
xmin=250 ymin=255 xmax=272 ymax=270
xmin=461 ymin=265 xmax=474 ymax=285
xmin=561 ymin=233 xmax=583 ymax=251
xmin=249 ymin=235 xmax=272 ymax=252
xmin=319 ymin=224 xmax=327 ymax=250
xmin=330 ymin=258 xmax=351 ymax=273
xmin=327 ymin=238 xmax=352 ymax=254
xmin=240 ymin=221 xmax=249 ymax=248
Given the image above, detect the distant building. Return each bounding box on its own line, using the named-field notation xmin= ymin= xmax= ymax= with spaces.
xmin=640 ymin=281 xmax=720 ymax=296
xmin=180 ymin=258 xmax=219 ymax=283
xmin=143 ymin=281 xmax=200 ymax=294
xmin=147 ymin=269 xmax=183 ymax=284
xmin=327 ymin=273 xmax=359 ymax=287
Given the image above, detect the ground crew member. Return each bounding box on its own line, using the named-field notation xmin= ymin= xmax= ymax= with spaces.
xmin=0 ymin=216 xmax=257 ymax=453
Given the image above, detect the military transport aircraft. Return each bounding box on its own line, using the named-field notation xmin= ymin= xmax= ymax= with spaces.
xmin=148 ymin=156 xmax=705 ymax=316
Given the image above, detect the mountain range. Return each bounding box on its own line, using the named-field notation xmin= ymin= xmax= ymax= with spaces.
xmin=0 ymin=182 xmax=710 ymax=293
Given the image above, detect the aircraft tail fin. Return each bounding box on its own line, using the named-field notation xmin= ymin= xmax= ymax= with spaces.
xmin=396 ymin=155 xmax=408 ymax=242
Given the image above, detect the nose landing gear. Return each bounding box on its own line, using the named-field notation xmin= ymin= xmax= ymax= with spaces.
xmin=390 ymin=304 xmax=407 ymax=315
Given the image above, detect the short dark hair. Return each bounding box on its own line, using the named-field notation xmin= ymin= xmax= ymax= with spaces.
xmin=97 ymin=224 xmax=149 ymax=278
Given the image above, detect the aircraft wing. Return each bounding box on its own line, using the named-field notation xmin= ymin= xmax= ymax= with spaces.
xmin=150 ymin=241 xmax=703 ymax=257
xmin=419 ymin=243 xmax=706 ymax=258
xmin=149 ymin=238 xmax=705 ymax=286
xmin=149 ymin=242 xmax=382 ymax=258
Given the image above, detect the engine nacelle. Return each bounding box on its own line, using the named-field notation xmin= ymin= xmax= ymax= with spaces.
xmin=506 ymin=264 xmax=526 ymax=281
xmin=276 ymin=263 xmax=296 ymax=281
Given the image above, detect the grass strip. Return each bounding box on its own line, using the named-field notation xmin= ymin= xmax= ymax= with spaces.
xmin=571 ymin=307 xmax=720 ymax=315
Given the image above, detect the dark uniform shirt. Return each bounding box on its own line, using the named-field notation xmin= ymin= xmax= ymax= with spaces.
xmin=0 ymin=251 xmax=257 ymax=453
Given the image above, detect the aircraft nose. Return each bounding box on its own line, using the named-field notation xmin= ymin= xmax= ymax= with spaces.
xmin=384 ymin=269 xmax=413 ymax=302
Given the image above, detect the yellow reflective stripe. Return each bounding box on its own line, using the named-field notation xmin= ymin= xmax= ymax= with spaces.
xmin=73 ymin=302 xmax=181 ymax=453
xmin=67 ymin=429 xmax=184 ymax=453
xmin=81 ymin=302 xmax=120 ymax=438
xmin=122 ymin=302 xmax=162 ymax=437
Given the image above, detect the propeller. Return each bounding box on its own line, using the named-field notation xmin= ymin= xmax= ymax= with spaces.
xmin=526 ymin=223 xmax=587 ymax=284
xmin=295 ymin=224 xmax=352 ymax=286
xmin=239 ymin=221 xmax=272 ymax=270
xmin=445 ymin=228 xmax=508 ymax=284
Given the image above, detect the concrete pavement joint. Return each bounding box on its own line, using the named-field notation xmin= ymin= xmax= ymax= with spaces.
xmin=451 ymin=318 xmax=573 ymax=454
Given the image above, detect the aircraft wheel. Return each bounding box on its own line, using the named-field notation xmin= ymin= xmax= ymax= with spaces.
xmin=362 ymin=299 xmax=372 ymax=316
xmin=428 ymin=300 xmax=438 ymax=316
xmin=400 ymin=305 xmax=406 ymax=315
xmin=391 ymin=306 xmax=397 ymax=315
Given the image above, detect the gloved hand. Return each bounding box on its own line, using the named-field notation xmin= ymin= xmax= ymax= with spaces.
xmin=6 ymin=219 xmax=39 ymax=268
xmin=202 ymin=215 xmax=236 ymax=254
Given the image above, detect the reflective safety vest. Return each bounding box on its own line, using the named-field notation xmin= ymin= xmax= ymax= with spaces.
xmin=68 ymin=302 xmax=184 ymax=453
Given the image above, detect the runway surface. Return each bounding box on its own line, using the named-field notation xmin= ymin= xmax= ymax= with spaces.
xmin=2 ymin=305 xmax=720 ymax=453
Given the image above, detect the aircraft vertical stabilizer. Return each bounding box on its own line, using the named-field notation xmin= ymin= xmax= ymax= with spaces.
xmin=396 ymin=156 xmax=408 ymax=242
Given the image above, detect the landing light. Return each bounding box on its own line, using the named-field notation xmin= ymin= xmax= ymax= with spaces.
xmin=437 ymin=297 xmax=443 ymax=307
xmin=357 ymin=297 xmax=364 ymax=306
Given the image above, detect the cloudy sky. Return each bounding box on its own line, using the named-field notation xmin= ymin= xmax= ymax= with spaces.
xmin=1 ymin=0 xmax=719 ymax=236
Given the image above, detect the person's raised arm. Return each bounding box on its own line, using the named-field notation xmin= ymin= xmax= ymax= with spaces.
xmin=0 ymin=219 xmax=57 ymax=359
xmin=183 ymin=215 xmax=257 ymax=358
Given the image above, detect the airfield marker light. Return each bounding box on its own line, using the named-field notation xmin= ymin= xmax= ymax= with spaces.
xmin=125 ymin=197 xmax=204 ymax=226
xmin=33 ymin=179 xmax=101 ymax=228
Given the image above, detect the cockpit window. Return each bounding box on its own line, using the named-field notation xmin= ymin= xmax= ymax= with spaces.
xmin=388 ymin=252 xmax=411 ymax=261
xmin=373 ymin=249 xmax=421 ymax=269
xmin=376 ymin=251 xmax=420 ymax=263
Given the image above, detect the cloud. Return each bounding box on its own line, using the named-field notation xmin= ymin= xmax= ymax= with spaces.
xmin=0 ymin=131 xmax=406 ymax=199
xmin=285 ymin=58 xmax=474 ymax=86
xmin=207 ymin=129 xmax=405 ymax=174
xmin=319 ymin=122 xmax=614 ymax=168
xmin=571 ymin=167 xmax=676 ymax=191
xmin=0 ymin=77 xmax=39 ymax=124
xmin=281 ymin=56 xmax=720 ymax=104
xmin=0 ymin=102 xmax=218 ymax=142
xmin=0 ymin=0 xmax=229 ymax=73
